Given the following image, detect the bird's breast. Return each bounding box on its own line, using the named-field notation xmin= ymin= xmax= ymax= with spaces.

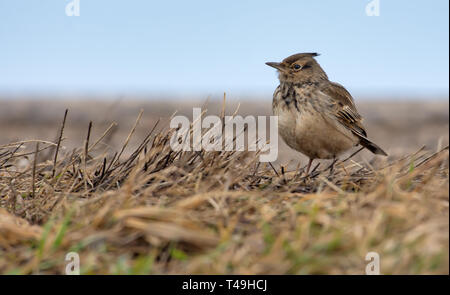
xmin=272 ymin=85 xmax=357 ymax=159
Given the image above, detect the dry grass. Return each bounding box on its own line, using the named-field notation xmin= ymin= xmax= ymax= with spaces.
xmin=0 ymin=102 xmax=448 ymax=275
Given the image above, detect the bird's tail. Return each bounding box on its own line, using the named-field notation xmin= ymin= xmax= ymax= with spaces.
xmin=359 ymin=137 xmax=388 ymax=156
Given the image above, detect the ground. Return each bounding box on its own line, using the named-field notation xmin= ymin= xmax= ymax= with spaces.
xmin=0 ymin=97 xmax=448 ymax=274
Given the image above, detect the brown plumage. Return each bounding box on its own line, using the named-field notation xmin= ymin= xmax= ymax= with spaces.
xmin=266 ymin=52 xmax=387 ymax=174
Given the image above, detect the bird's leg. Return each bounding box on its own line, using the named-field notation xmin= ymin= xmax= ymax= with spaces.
xmin=330 ymin=157 xmax=337 ymax=174
xmin=305 ymin=158 xmax=313 ymax=176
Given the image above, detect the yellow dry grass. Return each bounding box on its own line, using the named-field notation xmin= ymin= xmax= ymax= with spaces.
xmin=0 ymin=105 xmax=448 ymax=274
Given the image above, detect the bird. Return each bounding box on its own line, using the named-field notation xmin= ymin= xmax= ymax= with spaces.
xmin=266 ymin=52 xmax=387 ymax=175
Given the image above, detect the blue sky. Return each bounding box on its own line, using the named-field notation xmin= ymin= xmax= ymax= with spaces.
xmin=0 ymin=0 xmax=448 ymax=98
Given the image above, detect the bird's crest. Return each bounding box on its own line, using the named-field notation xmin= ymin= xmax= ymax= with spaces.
xmin=283 ymin=53 xmax=320 ymax=64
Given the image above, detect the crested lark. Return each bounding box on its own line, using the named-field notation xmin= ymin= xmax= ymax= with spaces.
xmin=266 ymin=53 xmax=387 ymax=174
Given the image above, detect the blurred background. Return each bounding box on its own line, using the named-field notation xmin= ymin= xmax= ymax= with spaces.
xmin=0 ymin=0 xmax=448 ymax=165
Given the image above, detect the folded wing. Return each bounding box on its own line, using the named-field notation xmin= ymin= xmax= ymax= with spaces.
xmin=320 ymin=82 xmax=387 ymax=156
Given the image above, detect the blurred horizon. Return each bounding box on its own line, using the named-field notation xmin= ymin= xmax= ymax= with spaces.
xmin=0 ymin=91 xmax=449 ymax=102
xmin=0 ymin=0 xmax=448 ymax=99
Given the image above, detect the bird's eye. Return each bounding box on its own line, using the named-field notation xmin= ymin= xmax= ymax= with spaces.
xmin=293 ymin=64 xmax=302 ymax=70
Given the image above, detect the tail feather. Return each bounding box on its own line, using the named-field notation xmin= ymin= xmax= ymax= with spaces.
xmin=359 ymin=137 xmax=388 ymax=156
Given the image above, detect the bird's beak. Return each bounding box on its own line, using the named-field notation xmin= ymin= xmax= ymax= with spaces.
xmin=265 ymin=62 xmax=284 ymax=71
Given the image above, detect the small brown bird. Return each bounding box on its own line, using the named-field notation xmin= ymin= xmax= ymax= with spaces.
xmin=266 ymin=53 xmax=387 ymax=174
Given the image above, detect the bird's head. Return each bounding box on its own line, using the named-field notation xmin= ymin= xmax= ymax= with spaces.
xmin=266 ymin=53 xmax=328 ymax=84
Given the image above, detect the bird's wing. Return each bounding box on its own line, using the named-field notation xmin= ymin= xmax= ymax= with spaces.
xmin=320 ymin=82 xmax=367 ymax=138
